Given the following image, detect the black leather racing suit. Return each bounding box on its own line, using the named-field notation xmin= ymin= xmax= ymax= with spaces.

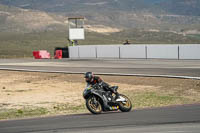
xmin=86 ymin=76 xmax=117 ymax=94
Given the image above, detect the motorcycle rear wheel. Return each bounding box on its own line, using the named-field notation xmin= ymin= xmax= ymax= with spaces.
xmin=86 ymin=96 xmax=102 ymax=114
xmin=118 ymin=94 xmax=132 ymax=112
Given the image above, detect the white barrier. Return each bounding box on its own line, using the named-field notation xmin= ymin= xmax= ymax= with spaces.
xmin=120 ymin=45 xmax=146 ymax=59
xmin=96 ymin=45 xmax=120 ymax=58
xmin=69 ymin=44 xmax=200 ymax=60
xmin=69 ymin=46 xmax=79 ymax=58
xmin=179 ymin=44 xmax=200 ymax=59
xmin=79 ymin=45 xmax=96 ymax=58
xmin=147 ymin=45 xmax=179 ymax=59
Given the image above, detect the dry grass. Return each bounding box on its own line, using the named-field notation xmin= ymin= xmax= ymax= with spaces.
xmin=0 ymin=70 xmax=200 ymax=120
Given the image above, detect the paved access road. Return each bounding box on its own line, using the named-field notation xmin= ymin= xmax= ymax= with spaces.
xmin=0 ymin=59 xmax=200 ymax=79
xmin=0 ymin=104 xmax=200 ymax=133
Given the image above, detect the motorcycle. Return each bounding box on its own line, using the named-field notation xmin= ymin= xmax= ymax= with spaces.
xmin=83 ymin=84 xmax=132 ymax=114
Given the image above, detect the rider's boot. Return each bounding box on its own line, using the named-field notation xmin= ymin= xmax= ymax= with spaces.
xmin=114 ymin=92 xmax=120 ymax=100
xmin=114 ymin=92 xmax=126 ymax=102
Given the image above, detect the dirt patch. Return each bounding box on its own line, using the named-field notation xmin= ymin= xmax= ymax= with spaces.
xmin=0 ymin=71 xmax=85 ymax=109
xmin=0 ymin=70 xmax=200 ymax=119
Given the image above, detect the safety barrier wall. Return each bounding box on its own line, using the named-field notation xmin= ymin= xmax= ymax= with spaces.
xmin=147 ymin=45 xmax=179 ymax=59
xmin=179 ymin=44 xmax=200 ymax=59
xmin=78 ymin=45 xmax=96 ymax=58
xmin=120 ymin=45 xmax=146 ymax=59
xmin=69 ymin=44 xmax=200 ymax=59
xmin=97 ymin=45 xmax=120 ymax=58
xmin=69 ymin=46 xmax=79 ymax=58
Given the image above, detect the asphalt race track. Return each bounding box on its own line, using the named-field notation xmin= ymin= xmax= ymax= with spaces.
xmin=0 ymin=104 xmax=200 ymax=133
xmin=0 ymin=59 xmax=200 ymax=133
xmin=0 ymin=59 xmax=200 ymax=79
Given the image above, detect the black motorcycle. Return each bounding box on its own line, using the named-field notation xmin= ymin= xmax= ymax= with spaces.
xmin=83 ymin=84 xmax=132 ymax=114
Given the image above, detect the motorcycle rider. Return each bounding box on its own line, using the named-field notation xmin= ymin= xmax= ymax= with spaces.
xmin=84 ymin=72 xmax=120 ymax=100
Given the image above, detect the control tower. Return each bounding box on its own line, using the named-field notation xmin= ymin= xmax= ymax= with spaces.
xmin=68 ymin=17 xmax=85 ymax=45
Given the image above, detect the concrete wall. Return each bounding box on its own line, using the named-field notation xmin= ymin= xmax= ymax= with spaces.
xmin=120 ymin=45 xmax=146 ymax=59
xmin=69 ymin=44 xmax=200 ymax=60
xmin=78 ymin=45 xmax=96 ymax=58
xmin=96 ymin=45 xmax=120 ymax=58
xmin=147 ymin=45 xmax=179 ymax=59
xmin=179 ymin=44 xmax=200 ymax=59
xmin=69 ymin=46 xmax=79 ymax=58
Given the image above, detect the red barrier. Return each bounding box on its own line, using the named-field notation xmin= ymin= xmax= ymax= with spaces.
xmin=33 ymin=51 xmax=41 ymax=59
xmin=33 ymin=50 xmax=50 ymax=59
xmin=54 ymin=50 xmax=62 ymax=59
xmin=39 ymin=50 xmax=50 ymax=59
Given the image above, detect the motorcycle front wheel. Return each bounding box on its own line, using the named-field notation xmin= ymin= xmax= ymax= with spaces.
xmin=118 ymin=94 xmax=132 ymax=112
xmin=86 ymin=96 xmax=102 ymax=114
